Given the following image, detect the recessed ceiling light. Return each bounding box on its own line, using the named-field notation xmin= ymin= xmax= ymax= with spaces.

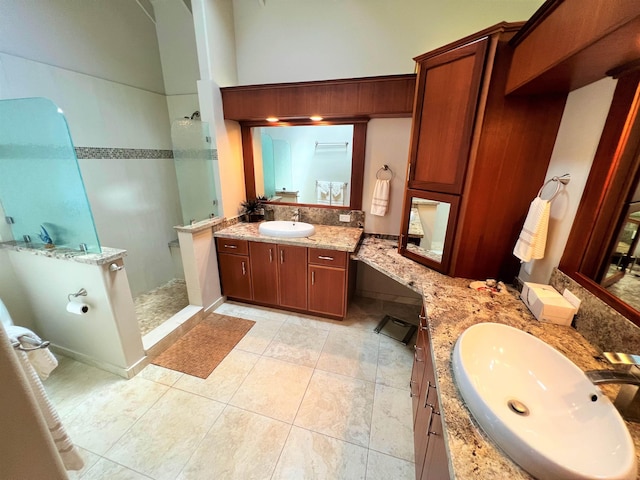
xmin=310 ymin=115 xmax=323 ymax=121
xmin=266 ymin=116 xmax=279 ymax=122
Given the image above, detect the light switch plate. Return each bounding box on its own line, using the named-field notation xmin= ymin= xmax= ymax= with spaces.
xmin=339 ymin=214 xmax=351 ymax=222
xmin=562 ymin=288 xmax=581 ymax=312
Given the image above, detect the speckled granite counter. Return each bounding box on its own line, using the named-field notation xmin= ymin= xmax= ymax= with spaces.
xmin=356 ymin=237 xmax=640 ymax=479
xmin=214 ymin=222 xmax=363 ymax=252
xmin=0 ymin=242 xmax=126 ymax=266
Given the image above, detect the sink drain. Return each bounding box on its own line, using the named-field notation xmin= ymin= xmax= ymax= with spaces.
xmin=507 ymin=399 xmax=530 ymax=416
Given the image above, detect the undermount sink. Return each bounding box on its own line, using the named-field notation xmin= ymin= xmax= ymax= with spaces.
xmin=258 ymin=221 xmax=315 ymax=238
xmin=452 ymin=322 xmax=636 ymax=480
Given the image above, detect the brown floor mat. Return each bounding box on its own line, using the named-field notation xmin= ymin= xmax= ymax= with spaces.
xmin=152 ymin=313 xmax=255 ymax=379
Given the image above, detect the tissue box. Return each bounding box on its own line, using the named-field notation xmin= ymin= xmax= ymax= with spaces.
xmin=521 ymin=282 xmax=576 ymax=326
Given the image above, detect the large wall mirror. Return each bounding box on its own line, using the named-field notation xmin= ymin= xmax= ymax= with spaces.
xmin=241 ymin=119 xmax=367 ymax=210
xmin=560 ymin=71 xmax=640 ymax=326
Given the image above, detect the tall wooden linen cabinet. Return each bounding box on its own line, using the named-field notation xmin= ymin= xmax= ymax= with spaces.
xmin=399 ymin=22 xmax=568 ymax=281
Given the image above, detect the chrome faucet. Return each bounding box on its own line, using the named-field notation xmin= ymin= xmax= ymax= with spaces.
xmin=586 ymin=353 xmax=640 ymax=423
xmin=292 ymin=208 xmax=300 ymax=223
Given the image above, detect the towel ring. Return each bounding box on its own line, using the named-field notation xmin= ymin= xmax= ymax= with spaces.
xmin=376 ymin=165 xmax=394 ymax=181
xmin=537 ymin=173 xmax=571 ymax=201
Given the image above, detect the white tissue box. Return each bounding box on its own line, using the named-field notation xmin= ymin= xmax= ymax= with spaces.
xmin=520 ymin=282 xmax=576 ymax=326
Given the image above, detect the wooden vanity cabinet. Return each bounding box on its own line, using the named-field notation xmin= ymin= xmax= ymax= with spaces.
xmin=277 ymin=245 xmax=308 ymax=310
xmin=249 ymin=241 xmax=278 ymax=305
xmin=411 ymin=309 xmax=449 ymax=479
xmin=216 ymin=239 xmax=252 ymax=301
xmin=308 ymin=248 xmax=348 ymax=318
xmin=401 ymin=22 xmax=568 ymax=280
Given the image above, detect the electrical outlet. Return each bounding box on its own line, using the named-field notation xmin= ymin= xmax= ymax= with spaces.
xmin=339 ymin=214 xmax=351 ymax=222
xmin=563 ymin=288 xmax=581 ymax=313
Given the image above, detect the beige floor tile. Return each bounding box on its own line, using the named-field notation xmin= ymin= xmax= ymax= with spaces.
xmin=365 ymin=450 xmax=415 ymax=480
xmin=294 ymin=370 xmax=374 ymax=447
xmin=272 ymin=426 xmax=367 ymax=480
xmin=234 ymin=318 xmax=284 ymax=355
xmin=45 ymin=356 xmax=120 ymax=417
xmin=67 ymin=446 xmax=101 ymax=479
xmin=316 ymin=328 xmax=380 ymax=382
xmin=105 ymin=388 xmax=225 ymax=480
xmin=81 ymin=457 xmax=151 ymax=480
xmin=263 ymin=322 xmax=329 ymax=367
xmin=62 ymin=376 xmax=169 ymax=455
xmin=173 ymin=349 xmax=260 ymax=402
xmin=284 ymin=312 xmax=336 ymax=330
xmin=178 ymin=406 xmax=290 ymax=480
xmin=375 ymin=335 xmax=414 ymax=389
xmin=369 ymin=383 xmax=414 ymax=462
xmin=137 ymin=363 xmax=183 ymax=386
xmin=229 ymin=356 xmax=313 ymax=423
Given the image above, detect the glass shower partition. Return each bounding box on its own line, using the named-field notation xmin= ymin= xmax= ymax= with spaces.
xmin=0 ymin=97 xmax=101 ymax=253
xmin=171 ymin=119 xmax=218 ymax=225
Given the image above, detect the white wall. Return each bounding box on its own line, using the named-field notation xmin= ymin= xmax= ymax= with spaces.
xmin=0 ymin=0 xmax=165 ymax=93
xmin=363 ymin=118 xmax=412 ymax=234
xmin=232 ymin=0 xmax=544 ymax=85
xmin=518 ymin=77 xmax=618 ymax=284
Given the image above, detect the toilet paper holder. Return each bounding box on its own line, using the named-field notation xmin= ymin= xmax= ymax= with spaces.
xmin=67 ymin=288 xmax=87 ymax=302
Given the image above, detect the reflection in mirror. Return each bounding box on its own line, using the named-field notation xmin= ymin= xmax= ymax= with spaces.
xmin=253 ymin=125 xmax=353 ymax=205
xmin=406 ymin=197 xmax=450 ymax=264
xmin=601 ymin=202 xmax=640 ymax=311
xmin=399 ymin=189 xmax=459 ymax=274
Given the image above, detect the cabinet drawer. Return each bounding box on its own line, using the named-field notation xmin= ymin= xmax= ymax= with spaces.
xmin=216 ymin=238 xmax=248 ymax=255
xmin=308 ymin=248 xmax=347 ymax=268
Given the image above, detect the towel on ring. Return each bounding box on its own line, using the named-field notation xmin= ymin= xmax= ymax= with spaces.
xmin=6 ymin=325 xmax=58 ymax=380
xmin=370 ymin=179 xmax=390 ymax=216
xmin=513 ymin=197 xmax=550 ymax=263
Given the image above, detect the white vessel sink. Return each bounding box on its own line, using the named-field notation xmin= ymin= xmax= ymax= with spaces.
xmin=258 ymin=221 xmax=315 ymax=238
xmin=452 ymin=322 xmax=636 ymax=480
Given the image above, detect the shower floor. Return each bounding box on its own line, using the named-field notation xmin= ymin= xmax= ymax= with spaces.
xmin=134 ymin=279 xmax=189 ymax=336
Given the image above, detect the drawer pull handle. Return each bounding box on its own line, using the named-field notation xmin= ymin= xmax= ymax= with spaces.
xmin=280 ymin=250 xmax=284 ymax=263
xmin=241 ymin=261 xmax=246 ymax=275
xmin=312 ymin=271 xmax=315 ymax=285
xmin=269 ymin=248 xmax=273 ymax=262
xmin=414 ymin=345 xmax=424 ymax=362
xmin=318 ymin=255 xmax=334 ymax=261
xmin=224 ymin=244 xmax=238 ymax=249
xmin=409 ymin=380 xmax=419 ymax=397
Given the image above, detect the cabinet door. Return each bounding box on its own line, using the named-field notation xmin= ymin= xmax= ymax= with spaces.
xmin=218 ymin=253 xmax=252 ymax=301
xmin=409 ymin=38 xmax=488 ymax=194
xmin=308 ymin=265 xmax=346 ymax=318
xmin=249 ymin=242 xmax=278 ymax=306
xmin=421 ymin=394 xmax=449 ymax=480
xmin=277 ymin=245 xmax=307 ymax=310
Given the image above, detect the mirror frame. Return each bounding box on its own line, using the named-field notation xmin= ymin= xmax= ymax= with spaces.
xmin=559 ymin=71 xmax=640 ymax=326
xmin=398 ymin=189 xmax=460 ymax=273
xmin=240 ymin=118 xmax=368 ymax=210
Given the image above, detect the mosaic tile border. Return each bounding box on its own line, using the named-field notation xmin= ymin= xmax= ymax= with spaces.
xmin=75 ymin=147 xmax=174 ymax=159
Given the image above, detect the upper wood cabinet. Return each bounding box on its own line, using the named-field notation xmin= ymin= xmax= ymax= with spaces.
xmin=506 ymin=0 xmax=640 ymax=95
xmin=400 ymin=22 xmax=569 ymax=281
xmin=408 ymin=38 xmax=488 ymax=195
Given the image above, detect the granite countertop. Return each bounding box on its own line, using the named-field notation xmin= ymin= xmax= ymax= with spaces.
xmin=214 ymin=222 xmax=363 ymax=252
xmin=173 ymin=216 xmax=224 ymax=234
xmin=355 ymin=237 xmax=640 ymax=479
xmin=0 ymin=242 xmax=127 ymax=266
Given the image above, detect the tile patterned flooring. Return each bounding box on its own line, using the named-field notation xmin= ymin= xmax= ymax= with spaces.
xmin=134 ymin=279 xmax=190 ymax=336
xmin=46 ymin=298 xmax=419 ymax=480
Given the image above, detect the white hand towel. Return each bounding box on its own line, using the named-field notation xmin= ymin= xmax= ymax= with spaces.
xmin=513 ymin=197 xmax=550 ymax=262
xmin=331 ymin=183 xmax=344 ymax=205
xmin=316 ymin=181 xmax=331 ymax=204
xmin=370 ymin=179 xmax=390 ymax=216
xmin=6 ymin=325 xmax=58 ymax=380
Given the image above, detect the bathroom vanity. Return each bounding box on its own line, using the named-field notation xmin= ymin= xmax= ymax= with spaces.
xmin=357 ymin=237 xmax=640 ymax=479
xmin=214 ymin=223 xmax=362 ymax=319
